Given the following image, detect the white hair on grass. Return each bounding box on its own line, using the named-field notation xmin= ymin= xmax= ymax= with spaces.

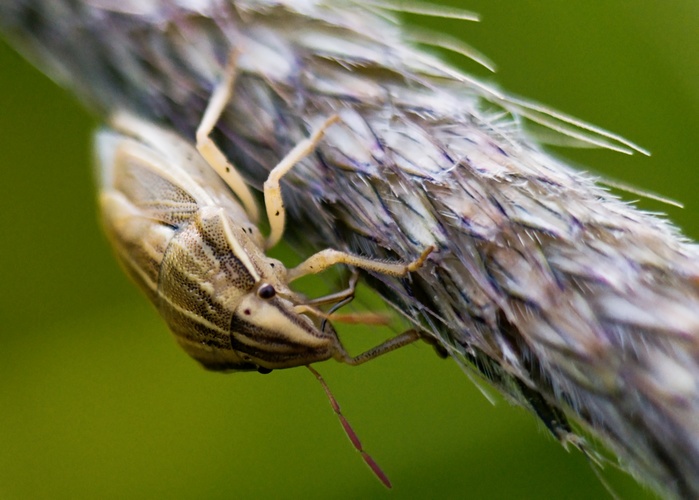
xmin=1 ymin=0 xmax=698 ymax=497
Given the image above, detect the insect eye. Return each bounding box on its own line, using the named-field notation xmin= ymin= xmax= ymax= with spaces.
xmin=257 ymin=283 xmax=276 ymax=299
xmin=257 ymin=367 xmax=273 ymax=375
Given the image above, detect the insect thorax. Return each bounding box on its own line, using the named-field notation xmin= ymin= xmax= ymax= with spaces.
xmin=161 ymin=208 xmax=338 ymax=371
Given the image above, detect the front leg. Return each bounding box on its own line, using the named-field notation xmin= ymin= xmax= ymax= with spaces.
xmin=333 ymin=329 xmax=422 ymax=366
xmin=304 ymin=271 xmax=360 ymax=307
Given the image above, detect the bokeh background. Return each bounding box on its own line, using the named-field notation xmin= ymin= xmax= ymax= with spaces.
xmin=1 ymin=2 xmax=697 ymax=498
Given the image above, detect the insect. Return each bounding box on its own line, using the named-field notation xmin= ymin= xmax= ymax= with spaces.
xmin=95 ymin=54 xmax=433 ymax=486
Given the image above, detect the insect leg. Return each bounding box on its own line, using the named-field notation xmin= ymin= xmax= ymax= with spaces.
xmin=196 ymin=53 xmax=260 ymax=222
xmin=304 ymin=271 xmax=359 ymax=307
xmin=287 ymin=246 xmax=434 ymax=282
xmin=333 ymin=329 xmax=422 ymax=366
xmin=263 ymin=114 xmax=340 ymax=249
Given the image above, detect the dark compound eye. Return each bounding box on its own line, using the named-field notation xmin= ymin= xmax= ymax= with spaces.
xmin=257 ymin=283 xmax=276 ymax=299
xmin=257 ymin=367 xmax=273 ymax=375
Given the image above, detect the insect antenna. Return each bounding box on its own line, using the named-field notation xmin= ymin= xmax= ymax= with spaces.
xmin=306 ymin=364 xmax=392 ymax=489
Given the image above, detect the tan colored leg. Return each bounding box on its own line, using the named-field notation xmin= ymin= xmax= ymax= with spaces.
xmin=304 ymin=271 xmax=359 ymax=307
xmin=263 ymin=114 xmax=340 ymax=249
xmin=196 ymin=53 xmax=260 ymax=222
xmin=287 ymin=246 xmax=434 ymax=283
xmin=333 ymin=329 xmax=421 ymax=366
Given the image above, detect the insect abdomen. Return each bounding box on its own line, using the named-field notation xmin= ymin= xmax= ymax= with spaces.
xmin=97 ymin=124 xmax=262 ymax=370
xmin=100 ymin=190 xmax=178 ymax=303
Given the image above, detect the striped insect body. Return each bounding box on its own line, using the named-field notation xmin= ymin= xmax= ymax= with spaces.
xmin=96 ymin=57 xmax=434 ymax=487
xmin=95 ymin=56 xmax=434 ymax=374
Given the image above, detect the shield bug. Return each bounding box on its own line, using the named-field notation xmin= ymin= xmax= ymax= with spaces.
xmin=95 ymin=54 xmax=433 ymax=486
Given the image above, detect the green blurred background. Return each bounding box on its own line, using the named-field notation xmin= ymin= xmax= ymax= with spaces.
xmin=1 ymin=2 xmax=697 ymax=498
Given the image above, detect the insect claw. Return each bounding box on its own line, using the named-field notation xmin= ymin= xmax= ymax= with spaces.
xmin=407 ymin=245 xmax=436 ymax=272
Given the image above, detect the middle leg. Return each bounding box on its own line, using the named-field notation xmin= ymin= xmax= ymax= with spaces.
xmin=287 ymin=246 xmax=434 ymax=283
